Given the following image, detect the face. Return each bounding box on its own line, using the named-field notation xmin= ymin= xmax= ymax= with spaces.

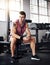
xmin=19 ymin=14 xmax=25 ymax=23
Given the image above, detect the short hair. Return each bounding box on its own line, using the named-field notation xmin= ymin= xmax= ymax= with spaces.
xmin=19 ymin=11 xmax=26 ymax=17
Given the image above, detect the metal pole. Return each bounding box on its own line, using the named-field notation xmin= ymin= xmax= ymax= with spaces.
xmin=7 ymin=0 xmax=10 ymax=42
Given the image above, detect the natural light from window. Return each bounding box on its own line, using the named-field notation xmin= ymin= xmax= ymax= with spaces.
xmin=0 ymin=0 xmax=21 ymax=22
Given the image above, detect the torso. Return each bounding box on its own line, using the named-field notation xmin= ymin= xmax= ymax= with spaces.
xmin=16 ymin=20 xmax=26 ymax=36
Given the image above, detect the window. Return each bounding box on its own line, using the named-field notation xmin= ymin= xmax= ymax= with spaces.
xmin=9 ymin=0 xmax=21 ymax=21
xmin=10 ymin=11 xmax=19 ymax=22
xmin=30 ymin=0 xmax=48 ymax=23
xmin=0 ymin=0 xmax=6 ymax=21
xmin=39 ymin=0 xmax=48 ymax=23
xmin=30 ymin=0 xmax=38 ymax=5
xmin=0 ymin=0 xmax=21 ymax=22
xmin=39 ymin=0 xmax=47 ymax=7
xmin=0 ymin=0 xmax=6 ymax=9
xmin=9 ymin=0 xmax=20 ymax=11
xmin=30 ymin=5 xmax=38 ymax=14
xmin=48 ymin=2 xmax=50 ymax=23
xmin=39 ymin=7 xmax=47 ymax=15
xmin=30 ymin=0 xmax=38 ymax=23
xmin=0 ymin=10 xmax=6 ymax=21
xmin=30 ymin=14 xmax=38 ymax=23
xmin=39 ymin=15 xmax=48 ymax=23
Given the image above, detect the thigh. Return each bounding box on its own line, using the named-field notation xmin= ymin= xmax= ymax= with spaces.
xmin=23 ymin=36 xmax=35 ymax=43
xmin=10 ymin=36 xmax=16 ymax=42
xmin=10 ymin=36 xmax=17 ymax=45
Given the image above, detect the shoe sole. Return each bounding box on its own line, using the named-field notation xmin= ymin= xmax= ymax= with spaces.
xmin=31 ymin=57 xmax=40 ymax=60
xmin=11 ymin=60 xmax=14 ymax=63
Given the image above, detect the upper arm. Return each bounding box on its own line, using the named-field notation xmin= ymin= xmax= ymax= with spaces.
xmin=26 ymin=23 xmax=31 ymax=36
xmin=11 ymin=22 xmax=17 ymax=34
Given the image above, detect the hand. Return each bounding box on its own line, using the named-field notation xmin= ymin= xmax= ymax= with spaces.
xmin=26 ymin=36 xmax=31 ymax=39
xmin=20 ymin=36 xmax=23 ymax=41
xmin=23 ymin=36 xmax=31 ymax=41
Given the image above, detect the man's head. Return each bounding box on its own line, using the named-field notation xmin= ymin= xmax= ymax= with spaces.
xmin=19 ymin=11 xmax=26 ymax=22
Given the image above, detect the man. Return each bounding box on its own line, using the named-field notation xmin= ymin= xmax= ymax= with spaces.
xmin=10 ymin=11 xmax=40 ymax=63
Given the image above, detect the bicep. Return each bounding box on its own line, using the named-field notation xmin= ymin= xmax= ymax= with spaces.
xmin=12 ymin=27 xmax=16 ymax=33
xmin=11 ymin=23 xmax=17 ymax=34
xmin=10 ymin=27 xmax=16 ymax=36
xmin=26 ymin=23 xmax=31 ymax=36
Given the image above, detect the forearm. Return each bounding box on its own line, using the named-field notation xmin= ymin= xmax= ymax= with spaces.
xmin=26 ymin=33 xmax=31 ymax=37
xmin=11 ymin=33 xmax=20 ymax=39
xmin=23 ymin=33 xmax=31 ymax=40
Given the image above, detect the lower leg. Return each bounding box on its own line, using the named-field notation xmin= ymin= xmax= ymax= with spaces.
xmin=30 ymin=38 xmax=36 ymax=56
xmin=23 ymin=37 xmax=36 ymax=56
xmin=23 ymin=37 xmax=40 ymax=60
xmin=10 ymin=38 xmax=16 ymax=57
xmin=10 ymin=43 xmax=15 ymax=57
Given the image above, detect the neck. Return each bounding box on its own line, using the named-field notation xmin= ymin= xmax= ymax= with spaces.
xmin=19 ymin=21 xmax=23 ymax=27
xmin=20 ymin=21 xmax=22 ymax=24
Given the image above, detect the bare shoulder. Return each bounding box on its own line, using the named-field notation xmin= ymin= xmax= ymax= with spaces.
xmin=26 ymin=23 xmax=29 ymax=28
xmin=13 ymin=22 xmax=17 ymax=29
xmin=13 ymin=19 xmax=18 ymax=28
xmin=11 ymin=22 xmax=17 ymax=31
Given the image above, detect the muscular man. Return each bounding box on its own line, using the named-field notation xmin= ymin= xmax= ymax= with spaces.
xmin=10 ymin=11 xmax=40 ymax=62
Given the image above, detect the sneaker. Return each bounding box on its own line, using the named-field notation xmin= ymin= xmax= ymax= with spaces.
xmin=31 ymin=55 xmax=40 ymax=60
xmin=10 ymin=56 xmax=18 ymax=63
xmin=11 ymin=57 xmax=15 ymax=63
xmin=10 ymin=57 xmax=16 ymax=63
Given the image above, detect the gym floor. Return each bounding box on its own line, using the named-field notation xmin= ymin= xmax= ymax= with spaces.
xmin=0 ymin=52 xmax=50 ymax=65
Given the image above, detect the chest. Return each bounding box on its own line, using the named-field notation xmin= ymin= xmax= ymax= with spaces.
xmin=16 ymin=22 xmax=26 ymax=34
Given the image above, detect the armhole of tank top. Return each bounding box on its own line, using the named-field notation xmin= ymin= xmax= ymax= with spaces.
xmin=15 ymin=22 xmax=18 ymax=28
xmin=25 ymin=23 xmax=28 ymax=28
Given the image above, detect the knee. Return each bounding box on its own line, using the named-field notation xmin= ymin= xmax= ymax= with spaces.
xmin=31 ymin=37 xmax=35 ymax=43
xmin=11 ymin=37 xmax=17 ymax=43
xmin=10 ymin=37 xmax=17 ymax=47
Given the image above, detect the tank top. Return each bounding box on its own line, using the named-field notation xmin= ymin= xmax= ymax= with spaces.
xmin=16 ymin=20 xmax=26 ymax=36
